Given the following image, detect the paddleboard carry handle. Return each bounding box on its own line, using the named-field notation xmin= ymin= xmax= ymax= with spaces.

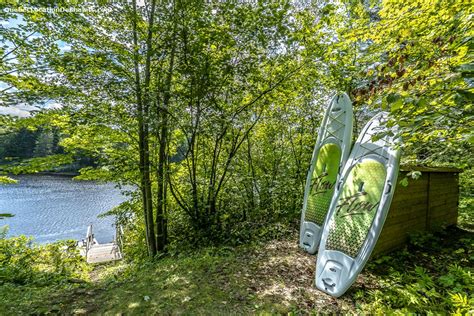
xmin=385 ymin=182 xmax=392 ymax=194
xmin=303 ymin=231 xmax=312 ymax=248
xmin=322 ymin=277 xmax=336 ymax=288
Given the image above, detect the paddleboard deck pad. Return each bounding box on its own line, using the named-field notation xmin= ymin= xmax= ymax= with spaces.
xmin=315 ymin=112 xmax=401 ymax=297
xmin=299 ymin=93 xmax=353 ymax=254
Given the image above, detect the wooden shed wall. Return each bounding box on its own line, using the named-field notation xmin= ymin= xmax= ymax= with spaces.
xmin=374 ymin=167 xmax=460 ymax=255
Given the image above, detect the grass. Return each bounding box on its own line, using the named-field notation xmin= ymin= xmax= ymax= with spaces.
xmin=1 ymin=225 xmax=472 ymax=315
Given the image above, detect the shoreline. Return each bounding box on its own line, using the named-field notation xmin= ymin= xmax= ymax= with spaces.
xmin=4 ymin=171 xmax=81 ymax=178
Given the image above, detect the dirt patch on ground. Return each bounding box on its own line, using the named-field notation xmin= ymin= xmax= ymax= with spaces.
xmin=230 ymin=238 xmax=356 ymax=313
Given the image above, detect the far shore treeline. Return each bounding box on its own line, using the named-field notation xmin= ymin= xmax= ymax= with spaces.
xmin=0 ymin=127 xmax=95 ymax=173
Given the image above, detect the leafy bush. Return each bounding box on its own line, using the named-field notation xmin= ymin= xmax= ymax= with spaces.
xmin=0 ymin=236 xmax=90 ymax=285
xmin=459 ymin=168 xmax=474 ymax=231
xmin=356 ymin=228 xmax=473 ymax=313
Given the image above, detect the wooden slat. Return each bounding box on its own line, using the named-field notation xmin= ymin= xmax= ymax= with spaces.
xmin=429 ymin=182 xmax=459 ymax=191
xmin=392 ymin=188 xmax=428 ymax=198
xmin=391 ymin=193 xmax=427 ymax=202
xmin=398 ymin=176 xmax=430 ymax=184
xmin=376 ymin=235 xmax=409 ymax=250
xmin=375 ymin=233 xmax=411 ymax=255
xmin=429 ymin=202 xmax=458 ymax=212
xmin=86 ymin=243 xmax=122 ymax=264
xmin=429 ymin=216 xmax=457 ymax=228
xmin=390 ymin=202 xmax=426 ymax=211
xmin=400 ymin=165 xmax=463 ymax=173
xmin=396 ymin=179 xmax=429 ymax=188
xmin=382 ymin=219 xmax=426 ymax=235
xmin=430 ymin=195 xmax=459 ymax=206
xmin=388 ymin=201 xmax=426 ymax=214
xmin=430 ymin=178 xmax=456 ymax=186
xmin=430 ymin=204 xmax=458 ymax=217
xmin=430 ymin=173 xmax=458 ymax=184
xmin=374 ymin=241 xmax=402 ymax=255
xmin=429 ymin=186 xmax=458 ymax=193
xmin=383 ymin=215 xmax=426 ymax=230
xmin=386 ymin=205 xmax=427 ymax=222
xmin=430 ymin=209 xmax=458 ymax=221
xmin=430 ymin=179 xmax=457 ymax=187
xmin=379 ymin=218 xmax=426 ymax=240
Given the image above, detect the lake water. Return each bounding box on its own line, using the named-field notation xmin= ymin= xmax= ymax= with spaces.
xmin=0 ymin=175 xmax=128 ymax=243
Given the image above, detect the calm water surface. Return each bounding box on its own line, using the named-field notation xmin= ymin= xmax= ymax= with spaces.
xmin=0 ymin=175 xmax=128 ymax=243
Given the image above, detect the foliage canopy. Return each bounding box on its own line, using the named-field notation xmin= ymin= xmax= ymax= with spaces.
xmin=0 ymin=0 xmax=472 ymax=257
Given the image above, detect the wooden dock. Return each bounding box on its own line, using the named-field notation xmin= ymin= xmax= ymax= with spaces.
xmin=79 ymin=225 xmax=123 ymax=264
xmin=86 ymin=242 xmax=122 ymax=264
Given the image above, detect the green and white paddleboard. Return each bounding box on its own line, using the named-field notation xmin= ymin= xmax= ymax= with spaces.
xmin=299 ymin=93 xmax=353 ymax=254
xmin=315 ymin=112 xmax=401 ymax=297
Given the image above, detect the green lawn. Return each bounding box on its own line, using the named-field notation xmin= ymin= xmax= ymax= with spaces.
xmin=1 ymin=226 xmax=472 ymax=315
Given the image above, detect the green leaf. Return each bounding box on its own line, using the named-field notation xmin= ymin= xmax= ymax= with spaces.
xmin=387 ymin=93 xmax=401 ymax=104
xmin=0 ymin=176 xmax=18 ymax=185
xmin=408 ymin=171 xmax=422 ymax=180
xmin=456 ymin=63 xmax=474 ymax=74
xmin=391 ymin=98 xmax=403 ymax=111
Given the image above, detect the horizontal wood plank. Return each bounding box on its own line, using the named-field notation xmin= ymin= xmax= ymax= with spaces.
xmin=400 ymin=165 xmax=463 ymax=173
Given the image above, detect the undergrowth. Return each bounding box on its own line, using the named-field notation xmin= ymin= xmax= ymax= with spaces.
xmin=0 ymin=236 xmax=90 ymax=314
xmin=355 ymin=227 xmax=473 ymax=314
xmin=1 ymin=226 xmax=471 ymax=314
xmin=459 ymin=169 xmax=474 ymax=231
xmin=0 ymin=235 xmax=89 ymax=285
xmin=1 ymin=192 xmax=472 ymax=314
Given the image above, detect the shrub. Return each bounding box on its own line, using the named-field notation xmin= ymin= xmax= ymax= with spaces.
xmin=0 ymin=236 xmax=90 ymax=285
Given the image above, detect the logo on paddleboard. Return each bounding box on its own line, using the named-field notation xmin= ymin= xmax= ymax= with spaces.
xmin=335 ymin=190 xmax=379 ymax=217
xmin=311 ymin=172 xmax=335 ymax=195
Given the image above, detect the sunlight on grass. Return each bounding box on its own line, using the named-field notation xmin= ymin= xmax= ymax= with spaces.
xmin=128 ymin=302 xmax=140 ymax=309
xmin=2 ymin=229 xmax=471 ymax=314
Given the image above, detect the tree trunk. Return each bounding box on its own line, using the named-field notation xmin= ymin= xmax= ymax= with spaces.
xmin=132 ymin=0 xmax=157 ymax=257
xmin=156 ymin=39 xmax=175 ymax=252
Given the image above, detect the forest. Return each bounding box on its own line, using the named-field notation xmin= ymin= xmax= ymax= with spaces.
xmin=0 ymin=127 xmax=95 ymax=173
xmin=0 ymin=0 xmax=472 ymax=314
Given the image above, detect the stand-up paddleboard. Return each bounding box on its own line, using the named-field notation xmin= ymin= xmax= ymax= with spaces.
xmin=299 ymin=93 xmax=353 ymax=254
xmin=315 ymin=112 xmax=401 ymax=297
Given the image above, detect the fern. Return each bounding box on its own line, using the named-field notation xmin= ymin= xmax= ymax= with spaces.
xmin=450 ymin=293 xmax=473 ymax=314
